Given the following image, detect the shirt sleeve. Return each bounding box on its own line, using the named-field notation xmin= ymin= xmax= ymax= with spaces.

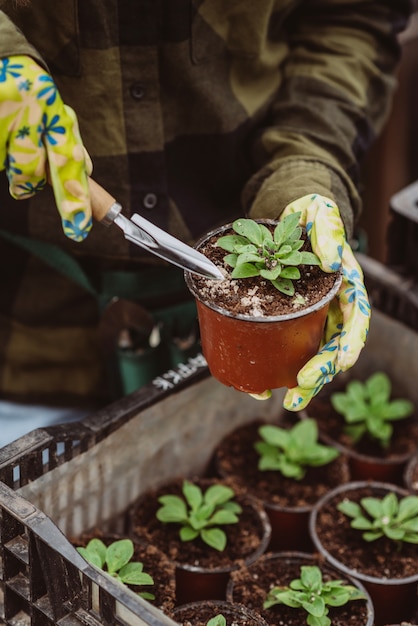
xmin=0 ymin=10 xmax=47 ymax=68
xmin=244 ymin=0 xmax=412 ymax=237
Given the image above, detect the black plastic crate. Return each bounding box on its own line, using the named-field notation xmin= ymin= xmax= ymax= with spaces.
xmin=1 ymin=257 xmax=418 ymax=625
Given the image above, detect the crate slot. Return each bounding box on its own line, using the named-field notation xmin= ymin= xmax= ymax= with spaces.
xmin=5 ymin=537 xmax=29 ymax=566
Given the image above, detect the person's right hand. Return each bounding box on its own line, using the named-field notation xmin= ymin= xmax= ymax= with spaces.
xmin=0 ymin=55 xmax=92 ymax=241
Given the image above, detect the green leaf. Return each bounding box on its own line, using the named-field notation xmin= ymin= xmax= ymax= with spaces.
xmin=233 ymin=219 xmax=265 ymax=245
xmin=204 ymin=484 xmax=235 ymax=507
xmin=300 ymin=565 xmax=322 ymax=590
xmin=280 ymin=266 xmax=300 ymax=279
xmin=156 ymin=495 xmax=188 ymax=523
xmin=216 ymin=234 xmax=249 ymax=252
xmin=302 ymin=596 xmax=325 ymax=617
xmin=231 ymin=263 xmax=260 ymax=279
xmin=223 ymin=253 xmax=237 ymax=268
xmin=106 ymin=539 xmax=134 ymax=575
xmin=258 ymin=424 xmax=289 ymax=449
xmin=397 ymin=496 xmax=418 ymax=521
xmin=278 ymin=251 xmax=302 ymax=266
xmin=119 ymin=562 xmax=154 ymax=587
xmin=83 ymin=538 xmax=107 ymax=568
xmin=207 ymin=615 xmax=227 ymax=626
xmin=183 ymin=480 xmax=203 ymax=511
xmin=201 ymin=527 xmax=227 ymax=551
xmin=179 ymin=525 xmax=199 ymax=542
xmin=300 ymin=251 xmax=321 ymax=265
xmin=274 ymin=212 xmax=301 ymax=245
xmin=272 ymin=277 xmax=295 ymax=295
xmin=208 ymin=509 xmax=240 ymax=525
xmin=260 ymin=266 xmax=283 ymax=281
xmin=77 ymin=546 xmax=104 ymax=569
xmin=366 ymin=372 xmax=391 ymax=404
xmin=337 ymin=500 xmax=363 ymax=519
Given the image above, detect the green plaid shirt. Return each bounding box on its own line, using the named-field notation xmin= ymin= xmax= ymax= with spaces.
xmin=0 ymin=0 xmax=411 ymax=405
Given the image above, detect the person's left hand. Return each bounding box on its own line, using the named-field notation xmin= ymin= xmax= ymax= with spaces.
xmin=252 ymin=194 xmax=371 ymax=410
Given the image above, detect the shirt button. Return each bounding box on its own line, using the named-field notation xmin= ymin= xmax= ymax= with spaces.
xmin=130 ymin=82 xmax=146 ymax=100
xmin=143 ymin=193 xmax=158 ymax=209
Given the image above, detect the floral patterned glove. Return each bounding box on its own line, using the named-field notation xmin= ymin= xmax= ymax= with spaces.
xmin=281 ymin=194 xmax=371 ymax=411
xmin=0 ymin=55 xmax=92 ymax=241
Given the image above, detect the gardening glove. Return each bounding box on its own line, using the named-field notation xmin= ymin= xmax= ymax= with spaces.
xmin=281 ymin=194 xmax=371 ymax=411
xmin=0 ymin=55 xmax=92 ymax=241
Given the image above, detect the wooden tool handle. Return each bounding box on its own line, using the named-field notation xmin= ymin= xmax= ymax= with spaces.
xmin=88 ymin=177 xmax=119 ymax=222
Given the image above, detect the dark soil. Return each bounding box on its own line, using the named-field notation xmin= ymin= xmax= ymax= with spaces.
xmin=306 ymin=383 xmax=418 ymax=462
xmin=213 ymin=418 xmax=350 ymax=508
xmin=228 ymin=552 xmax=372 ymax=625
xmin=189 ymin=226 xmax=338 ymax=318
xmin=313 ymin=484 xmax=418 ymax=579
xmin=128 ymin=477 xmax=269 ymax=570
xmin=72 ymin=532 xmax=176 ymax=613
xmin=171 ymin=600 xmax=268 ymax=626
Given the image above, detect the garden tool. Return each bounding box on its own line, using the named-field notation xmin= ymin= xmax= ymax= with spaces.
xmin=89 ymin=178 xmax=224 ymax=280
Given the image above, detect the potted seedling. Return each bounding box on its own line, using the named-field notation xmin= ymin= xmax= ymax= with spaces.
xmin=226 ymin=550 xmax=374 ymax=625
xmin=214 ymin=417 xmax=349 ymax=551
xmin=171 ymin=601 xmax=269 ymax=626
xmin=184 ymin=213 xmax=341 ymax=394
xmin=263 ymin=564 xmax=368 ymax=626
xmin=76 ymin=538 xmax=155 ymax=599
xmin=73 ymin=533 xmax=177 ymax=612
xmin=309 ymin=481 xmax=418 ymax=626
xmin=303 ymin=371 xmax=417 ymax=483
xmin=129 ymin=478 xmax=271 ymax=605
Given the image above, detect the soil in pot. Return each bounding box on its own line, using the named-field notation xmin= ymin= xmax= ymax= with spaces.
xmin=213 ymin=417 xmax=350 ymax=552
xmin=72 ymin=531 xmax=176 ymax=614
xmin=185 ymin=221 xmax=341 ymax=393
xmin=170 ymin=600 xmax=269 ymax=626
xmin=226 ymin=550 xmax=374 ymax=625
xmin=128 ymin=477 xmax=271 ymax=605
xmin=309 ymin=481 xmax=418 ymax=626
xmin=303 ymin=378 xmax=418 ymax=485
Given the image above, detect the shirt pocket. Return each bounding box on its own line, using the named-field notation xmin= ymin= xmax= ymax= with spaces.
xmin=11 ymin=0 xmax=80 ymax=76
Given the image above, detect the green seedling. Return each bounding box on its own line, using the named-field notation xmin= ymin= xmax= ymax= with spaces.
xmin=156 ymin=480 xmax=242 ymax=551
xmin=77 ymin=538 xmax=154 ymax=599
xmin=263 ymin=564 xmax=366 ymax=626
xmin=216 ymin=212 xmax=320 ymax=296
xmin=330 ymin=371 xmax=414 ymax=448
xmin=207 ymin=615 xmax=226 ymax=626
xmin=337 ymin=491 xmax=418 ymax=544
xmin=254 ymin=419 xmax=339 ymax=480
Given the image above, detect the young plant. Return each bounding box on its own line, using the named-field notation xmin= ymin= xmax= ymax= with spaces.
xmin=330 ymin=371 xmax=414 ymax=448
xmin=337 ymin=491 xmax=418 ymax=544
xmin=77 ymin=538 xmax=154 ymax=599
xmin=156 ymin=480 xmax=242 ymax=551
xmin=254 ymin=419 xmax=339 ymax=480
xmin=207 ymin=615 xmax=226 ymax=626
xmin=216 ymin=212 xmax=320 ymax=296
xmin=263 ymin=564 xmax=366 ymax=626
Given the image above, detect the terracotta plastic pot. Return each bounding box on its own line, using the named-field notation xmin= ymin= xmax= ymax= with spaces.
xmin=226 ymin=550 xmax=374 ymax=625
xmin=172 ymin=599 xmax=269 ymax=626
xmin=185 ymin=222 xmax=342 ymax=394
xmin=309 ymin=481 xmax=418 ymax=626
xmin=174 ymin=497 xmax=271 ymax=605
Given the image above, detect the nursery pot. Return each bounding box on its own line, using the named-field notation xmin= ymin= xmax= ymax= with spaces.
xmin=301 ymin=408 xmax=418 ymax=485
xmin=172 ymin=599 xmax=269 ymax=626
xmin=214 ymin=419 xmax=350 ymax=553
xmin=404 ymin=452 xmax=418 ymax=493
xmin=185 ymin=222 xmax=342 ymax=394
xmin=173 ymin=499 xmax=271 ymax=605
xmin=226 ymin=550 xmax=374 ymax=625
xmin=129 ymin=478 xmax=272 ymax=606
xmin=309 ymin=481 xmax=418 ymax=626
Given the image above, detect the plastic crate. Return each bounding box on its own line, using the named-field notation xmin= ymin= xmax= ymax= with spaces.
xmin=1 ymin=260 xmax=418 ymax=625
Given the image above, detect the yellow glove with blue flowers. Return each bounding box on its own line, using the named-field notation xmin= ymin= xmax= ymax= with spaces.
xmin=280 ymin=194 xmax=370 ymax=410
xmin=0 ymin=55 xmax=92 ymax=241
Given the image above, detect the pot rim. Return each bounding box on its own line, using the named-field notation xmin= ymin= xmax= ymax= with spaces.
xmin=185 ymin=220 xmax=342 ymax=323
xmin=309 ymin=480 xmax=418 ymax=585
xmin=226 ymin=550 xmax=375 ymax=626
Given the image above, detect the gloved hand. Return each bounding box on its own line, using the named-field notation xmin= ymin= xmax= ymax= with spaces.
xmin=281 ymin=194 xmax=370 ymax=410
xmin=0 ymin=55 xmax=92 ymax=241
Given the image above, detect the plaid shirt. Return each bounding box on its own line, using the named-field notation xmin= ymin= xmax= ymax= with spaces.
xmin=0 ymin=0 xmax=411 ymax=405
